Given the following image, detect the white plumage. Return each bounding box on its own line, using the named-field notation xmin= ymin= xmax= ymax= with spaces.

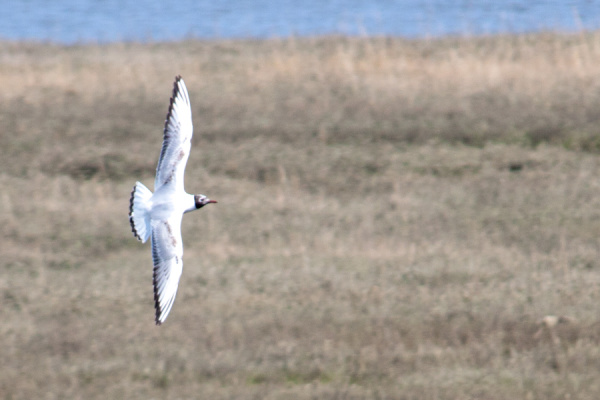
xmin=129 ymin=76 xmax=216 ymax=325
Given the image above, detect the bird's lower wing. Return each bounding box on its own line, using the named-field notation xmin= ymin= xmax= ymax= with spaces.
xmin=151 ymin=217 xmax=184 ymax=325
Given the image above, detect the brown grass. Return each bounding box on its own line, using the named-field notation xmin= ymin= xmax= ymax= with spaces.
xmin=3 ymin=32 xmax=600 ymax=399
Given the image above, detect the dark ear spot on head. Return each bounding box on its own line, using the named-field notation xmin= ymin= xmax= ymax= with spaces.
xmin=194 ymin=195 xmax=202 ymax=209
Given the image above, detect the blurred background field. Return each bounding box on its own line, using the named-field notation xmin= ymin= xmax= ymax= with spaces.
xmin=3 ymin=32 xmax=600 ymax=399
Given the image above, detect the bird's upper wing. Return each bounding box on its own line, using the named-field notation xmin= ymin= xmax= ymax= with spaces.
xmin=151 ymin=214 xmax=184 ymax=325
xmin=155 ymin=76 xmax=193 ymax=192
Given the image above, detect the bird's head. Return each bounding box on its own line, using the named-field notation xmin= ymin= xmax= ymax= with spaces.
xmin=194 ymin=194 xmax=217 ymax=209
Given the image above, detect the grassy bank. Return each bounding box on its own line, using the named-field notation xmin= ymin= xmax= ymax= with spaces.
xmin=2 ymin=32 xmax=600 ymax=399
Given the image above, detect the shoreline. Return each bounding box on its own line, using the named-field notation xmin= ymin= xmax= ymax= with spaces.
xmin=1 ymin=28 xmax=598 ymax=45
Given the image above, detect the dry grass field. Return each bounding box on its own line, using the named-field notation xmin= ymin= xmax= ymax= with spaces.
xmin=3 ymin=32 xmax=600 ymax=399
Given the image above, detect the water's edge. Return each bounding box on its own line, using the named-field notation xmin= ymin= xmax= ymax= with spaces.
xmin=2 ymin=1 xmax=600 ymax=44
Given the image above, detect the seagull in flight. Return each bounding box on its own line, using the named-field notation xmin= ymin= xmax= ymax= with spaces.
xmin=129 ymin=76 xmax=216 ymax=325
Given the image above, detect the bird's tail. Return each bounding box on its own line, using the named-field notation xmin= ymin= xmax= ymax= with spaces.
xmin=129 ymin=181 xmax=153 ymax=243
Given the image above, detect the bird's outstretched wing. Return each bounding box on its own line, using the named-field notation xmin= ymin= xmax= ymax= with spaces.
xmin=155 ymin=76 xmax=193 ymax=192
xmin=151 ymin=215 xmax=184 ymax=325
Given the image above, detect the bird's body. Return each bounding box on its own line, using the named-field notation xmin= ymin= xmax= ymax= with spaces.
xmin=129 ymin=76 xmax=216 ymax=325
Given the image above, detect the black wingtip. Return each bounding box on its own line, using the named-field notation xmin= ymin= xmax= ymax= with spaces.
xmin=153 ymin=265 xmax=163 ymax=326
xmin=173 ymin=75 xmax=183 ymax=94
xmin=164 ymin=76 xmax=184 ymax=133
xmin=129 ymin=184 xmax=142 ymax=241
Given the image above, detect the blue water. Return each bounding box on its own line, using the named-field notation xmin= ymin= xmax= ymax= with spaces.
xmin=3 ymin=1 xmax=600 ymax=44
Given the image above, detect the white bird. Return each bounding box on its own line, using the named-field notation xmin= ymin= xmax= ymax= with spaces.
xmin=129 ymin=76 xmax=216 ymax=325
